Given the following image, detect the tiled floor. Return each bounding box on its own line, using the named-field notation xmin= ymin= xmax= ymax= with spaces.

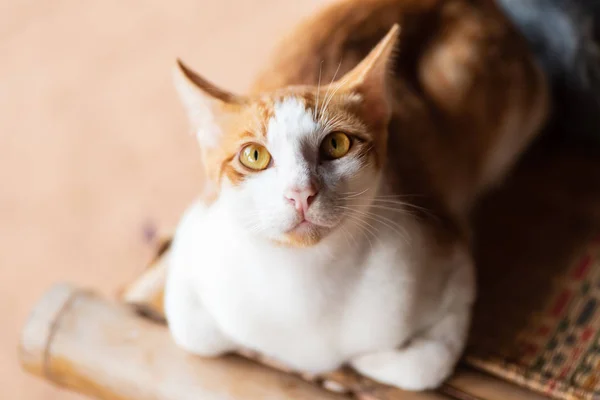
xmin=1 ymin=1 xmax=327 ymax=397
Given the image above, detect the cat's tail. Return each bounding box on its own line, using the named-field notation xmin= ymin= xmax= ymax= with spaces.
xmin=496 ymin=0 xmax=600 ymax=144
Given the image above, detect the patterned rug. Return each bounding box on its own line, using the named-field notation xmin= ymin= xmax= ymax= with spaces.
xmin=465 ymin=141 xmax=600 ymax=399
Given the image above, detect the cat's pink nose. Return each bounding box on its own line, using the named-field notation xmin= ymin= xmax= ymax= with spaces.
xmin=284 ymin=185 xmax=318 ymax=214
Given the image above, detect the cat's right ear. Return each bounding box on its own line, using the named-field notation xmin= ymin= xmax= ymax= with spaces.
xmin=173 ymin=59 xmax=245 ymax=147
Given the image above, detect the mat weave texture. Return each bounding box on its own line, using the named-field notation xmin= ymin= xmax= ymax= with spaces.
xmin=466 ymin=144 xmax=600 ymax=400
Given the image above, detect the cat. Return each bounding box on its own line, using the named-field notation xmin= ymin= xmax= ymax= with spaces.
xmin=164 ymin=0 xmax=548 ymax=391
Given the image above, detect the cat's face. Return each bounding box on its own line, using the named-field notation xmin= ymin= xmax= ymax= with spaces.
xmin=219 ymin=93 xmax=384 ymax=247
xmin=175 ymin=26 xmax=398 ymax=247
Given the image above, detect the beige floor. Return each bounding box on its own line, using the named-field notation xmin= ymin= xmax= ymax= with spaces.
xmin=0 ymin=1 xmax=329 ymax=397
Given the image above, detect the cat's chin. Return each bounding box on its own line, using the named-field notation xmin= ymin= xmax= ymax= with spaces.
xmin=276 ymin=222 xmax=331 ymax=248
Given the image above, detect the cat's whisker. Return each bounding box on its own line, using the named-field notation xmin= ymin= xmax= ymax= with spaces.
xmin=345 ymin=198 xmax=410 ymax=206
xmin=360 ymin=145 xmax=375 ymax=160
xmin=324 ymin=65 xmax=354 ymax=109
xmin=342 ymin=210 xmax=382 ymax=249
xmin=319 ymin=60 xmax=342 ymax=124
xmin=340 ymin=224 xmax=359 ymax=250
xmin=370 ymin=211 xmax=412 ymax=244
xmin=344 ymin=202 xmax=410 ymax=214
xmin=344 ymin=196 xmax=438 ymax=221
xmin=320 ymin=113 xmax=346 ymax=133
xmin=370 ymin=199 xmax=439 ymax=221
xmin=346 ymin=225 xmax=359 ymax=248
xmin=320 ymin=73 xmax=350 ymax=124
xmin=338 ymin=205 xmax=409 ymax=244
xmin=343 ymin=204 xmax=408 ymax=230
xmin=340 ymin=188 xmax=370 ymax=199
xmin=320 ymin=85 xmax=340 ymax=119
xmin=340 ymin=227 xmax=352 ymax=249
xmin=370 ymin=197 xmax=430 ymax=209
xmin=355 ymin=219 xmax=379 ymax=251
xmin=370 ymin=198 xmax=419 ymax=206
xmin=344 ymin=216 xmax=374 ymax=252
xmin=344 ymin=202 xmax=427 ymax=224
xmin=314 ymin=60 xmax=324 ymax=120
xmin=368 ymin=214 xmax=410 ymax=246
xmin=372 ymin=194 xmax=425 ymax=199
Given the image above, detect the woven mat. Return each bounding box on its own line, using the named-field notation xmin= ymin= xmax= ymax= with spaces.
xmin=465 ymin=141 xmax=600 ymax=400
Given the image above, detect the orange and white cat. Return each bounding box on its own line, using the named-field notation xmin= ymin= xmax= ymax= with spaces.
xmin=165 ymin=0 xmax=548 ymax=391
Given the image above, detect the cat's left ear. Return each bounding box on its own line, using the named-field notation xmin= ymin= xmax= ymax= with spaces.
xmin=338 ymin=24 xmax=400 ymax=125
xmin=173 ymin=59 xmax=246 ymax=147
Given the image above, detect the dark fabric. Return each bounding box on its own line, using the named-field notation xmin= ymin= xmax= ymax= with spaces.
xmin=495 ymin=0 xmax=600 ymax=144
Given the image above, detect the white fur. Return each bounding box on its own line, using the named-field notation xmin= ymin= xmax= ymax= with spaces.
xmin=165 ymin=97 xmax=475 ymax=391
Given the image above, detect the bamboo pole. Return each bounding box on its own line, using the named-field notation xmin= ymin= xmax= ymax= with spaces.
xmin=120 ymin=250 xmax=167 ymax=323
xmin=19 ymin=284 xmax=350 ymax=400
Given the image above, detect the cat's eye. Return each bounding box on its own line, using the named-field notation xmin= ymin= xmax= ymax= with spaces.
xmin=239 ymin=143 xmax=271 ymax=171
xmin=320 ymin=132 xmax=351 ymax=160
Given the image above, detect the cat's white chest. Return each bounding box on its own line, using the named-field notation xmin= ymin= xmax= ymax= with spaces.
xmin=169 ymin=200 xmax=421 ymax=372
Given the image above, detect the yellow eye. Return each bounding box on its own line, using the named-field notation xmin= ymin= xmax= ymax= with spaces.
xmin=320 ymin=132 xmax=351 ymax=160
xmin=239 ymin=144 xmax=271 ymax=171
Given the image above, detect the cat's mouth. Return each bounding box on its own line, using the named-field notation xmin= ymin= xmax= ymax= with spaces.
xmin=287 ymin=218 xmax=319 ymax=233
xmin=281 ymin=217 xmax=330 ymax=247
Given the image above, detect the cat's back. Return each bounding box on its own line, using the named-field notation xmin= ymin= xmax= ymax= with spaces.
xmin=250 ymin=0 xmax=439 ymax=92
xmin=249 ymin=0 xmax=517 ymax=91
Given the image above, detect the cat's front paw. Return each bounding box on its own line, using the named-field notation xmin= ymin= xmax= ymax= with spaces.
xmin=165 ymin=288 xmax=236 ymax=357
xmin=350 ymin=338 xmax=456 ymax=391
xmin=169 ymin=313 xmax=235 ymax=357
xmin=168 ymin=312 xmax=233 ymax=357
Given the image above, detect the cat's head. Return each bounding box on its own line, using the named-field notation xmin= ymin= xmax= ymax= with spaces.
xmin=174 ymin=25 xmax=399 ymax=247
